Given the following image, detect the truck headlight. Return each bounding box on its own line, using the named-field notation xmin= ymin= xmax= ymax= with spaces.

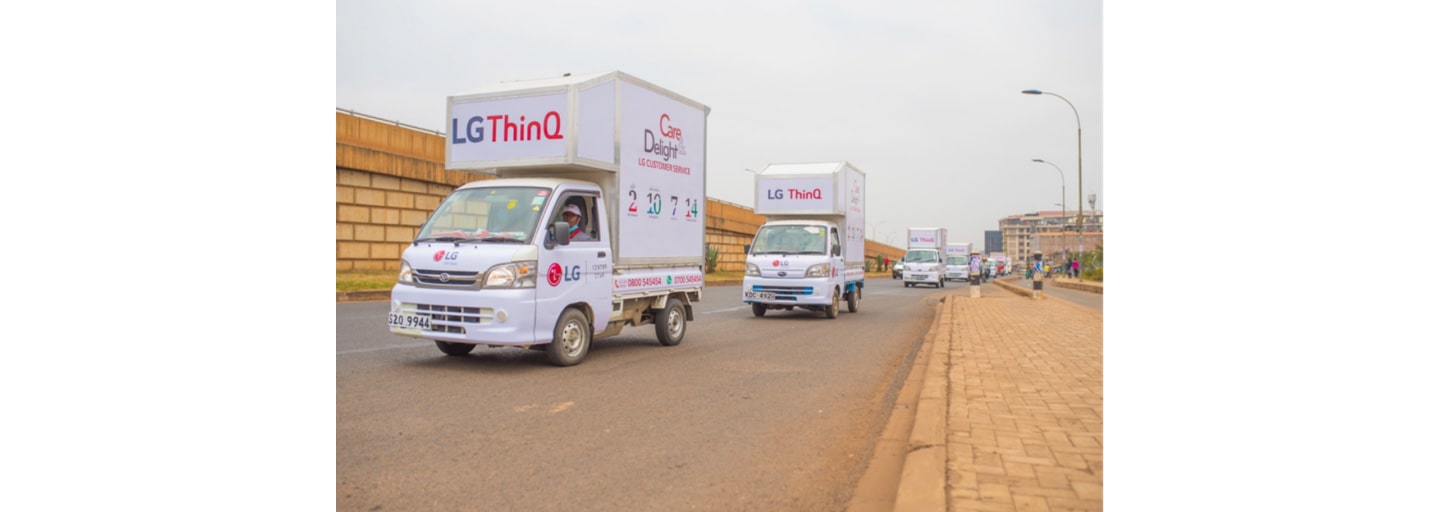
xmin=483 ymin=260 xmax=537 ymax=288
xmin=397 ymin=260 xmax=415 ymax=285
xmin=746 ymin=263 xmax=760 ymax=277
xmin=805 ymin=263 xmax=830 ymax=278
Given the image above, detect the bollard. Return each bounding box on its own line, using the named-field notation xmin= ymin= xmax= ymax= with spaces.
xmin=1032 ymin=278 xmax=1043 ymax=300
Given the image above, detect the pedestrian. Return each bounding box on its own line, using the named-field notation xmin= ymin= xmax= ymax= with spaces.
xmin=884 ymin=256 xmax=890 ymax=271
xmin=1071 ymin=258 xmax=1079 ymax=279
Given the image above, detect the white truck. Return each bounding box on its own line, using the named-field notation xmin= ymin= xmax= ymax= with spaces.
xmin=944 ymin=242 xmax=971 ymax=282
xmin=387 ymin=71 xmax=709 ymax=366
xmin=902 ymin=227 xmax=947 ymax=288
xmin=743 ymin=162 xmax=866 ymax=318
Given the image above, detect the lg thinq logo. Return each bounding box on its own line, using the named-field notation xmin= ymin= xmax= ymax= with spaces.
xmin=451 ymin=111 xmax=564 ymax=144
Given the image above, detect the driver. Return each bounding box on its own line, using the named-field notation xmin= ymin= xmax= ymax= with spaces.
xmin=561 ymin=203 xmax=593 ymax=241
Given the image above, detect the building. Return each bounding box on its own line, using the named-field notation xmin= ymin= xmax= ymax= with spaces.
xmin=999 ymin=210 xmax=1103 ymax=266
xmin=984 ymin=230 xmax=1002 ymax=254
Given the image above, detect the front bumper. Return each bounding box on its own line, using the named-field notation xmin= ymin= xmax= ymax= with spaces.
xmin=387 ymin=284 xmax=539 ymax=345
xmin=742 ymin=276 xmax=837 ymax=306
xmin=903 ymin=270 xmax=941 ymax=284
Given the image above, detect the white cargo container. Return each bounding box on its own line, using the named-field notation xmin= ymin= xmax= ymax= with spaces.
xmin=388 ymin=71 xmax=709 ymax=366
xmin=742 ymin=161 xmax=866 ymax=318
xmin=903 ymin=227 xmax=947 ymax=288
xmin=945 ymin=243 xmax=972 ymax=282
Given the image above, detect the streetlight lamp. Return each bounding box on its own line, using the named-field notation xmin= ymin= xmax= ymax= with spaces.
xmin=1023 ymin=89 xmax=1084 ymax=278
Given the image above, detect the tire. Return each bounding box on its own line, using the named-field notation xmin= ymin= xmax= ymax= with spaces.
xmin=846 ymin=287 xmax=858 ymax=313
xmin=825 ymin=288 xmax=839 ymax=319
xmin=656 ymin=298 xmax=686 ymax=346
xmin=751 ymin=303 xmax=767 ymax=317
xmin=435 ymin=340 xmax=475 ymax=356
xmin=545 ymin=308 xmax=591 ymax=366
xmin=940 ymin=279 xmax=945 ymax=288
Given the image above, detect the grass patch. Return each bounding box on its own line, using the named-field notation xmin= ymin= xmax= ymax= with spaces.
xmin=338 ymin=270 xmax=396 ymax=292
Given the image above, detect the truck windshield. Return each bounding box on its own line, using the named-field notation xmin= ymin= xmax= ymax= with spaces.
xmin=946 ymin=256 xmax=967 ymax=265
xmin=415 ymin=187 xmax=547 ymax=243
xmin=750 ymin=225 xmax=827 ymax=254
xmin=904 ymin=250 xmax=939 ymax=263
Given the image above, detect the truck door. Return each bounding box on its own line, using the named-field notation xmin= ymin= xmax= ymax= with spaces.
xmin=830 ymin=226 xmax=844 ymax=286
xmin=535 ymin=191 xmax=612 ymax=341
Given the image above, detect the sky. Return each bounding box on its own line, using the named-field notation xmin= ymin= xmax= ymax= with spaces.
xmin=336 ymin=0 xmax=1102 ymax=249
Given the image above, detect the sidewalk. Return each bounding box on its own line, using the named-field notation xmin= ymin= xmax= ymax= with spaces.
xmin=883 ymin=282 xmax=1104 ymax=511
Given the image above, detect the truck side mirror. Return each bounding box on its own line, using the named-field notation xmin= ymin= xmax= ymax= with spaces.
xmin=549 ymin=220 xmax=571 ymax=249
xmin=743 ymin=244 xmax=751 ymax=254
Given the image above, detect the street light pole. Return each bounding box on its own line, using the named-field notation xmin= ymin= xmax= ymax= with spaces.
xmin=1023 ymin=89 xmax=1083 ymax=278
xmin=1034 ymin=159 xmax=1070 ymax=269
xmin=1031 ymin=159 xmax=1066 ymax=218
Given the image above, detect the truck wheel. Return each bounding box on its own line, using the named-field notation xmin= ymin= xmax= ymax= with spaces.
xmin=825 ymin=288 xmax=839 ymax=319
xmin=940 ymin=279 xmax=945 ymax=288
xmin=751 ymin=303 xmax=767 ymax=317
xmin=435 ymin=340 xmax=475 ymax=356
xmin=846 ymin=289 xmax=858 ymax=313
xmin=545 ymin=308 xmax=591 ymax=366
xmin=656 ymin=298 xmax=686 ymax=346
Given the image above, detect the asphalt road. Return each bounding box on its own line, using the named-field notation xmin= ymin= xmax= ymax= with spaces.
xmin=337 ymin=278 xmax=949 ymax=511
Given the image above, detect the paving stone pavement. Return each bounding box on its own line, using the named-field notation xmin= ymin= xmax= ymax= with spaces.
xmin=895 ymin=283 xmax=1103 ymax=511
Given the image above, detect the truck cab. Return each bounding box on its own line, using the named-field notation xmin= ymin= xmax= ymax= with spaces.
xmin=902 ymin=248 xmax=944 ymax=288
xmin=388 ymin=178 xmax=613 ymax=350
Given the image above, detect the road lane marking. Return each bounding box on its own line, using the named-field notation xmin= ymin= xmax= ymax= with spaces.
xmin=336 ymin=341 xmax=433 ymax=356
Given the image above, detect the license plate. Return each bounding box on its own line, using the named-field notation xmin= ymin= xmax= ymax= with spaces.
xmin=388 ymin=312 xmax=431 ymax=330
xmin=745 ymin=291 xmax=777 ymax=301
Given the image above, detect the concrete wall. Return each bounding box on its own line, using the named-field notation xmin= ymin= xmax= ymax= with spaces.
xmin=335 ymin=111 xmax=903 ymax=273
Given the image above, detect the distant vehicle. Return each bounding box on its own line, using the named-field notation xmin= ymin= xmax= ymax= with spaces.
xmin=902 ymin=227 xmax=946 ymax=288
xmin=944 ymin=243 xmax=971 ymax=282
xmin=892 ymin=261 xmax=905 ymax=279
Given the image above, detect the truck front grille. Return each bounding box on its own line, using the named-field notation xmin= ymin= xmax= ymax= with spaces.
xmin=415 ymin=303 xmax=496 ymax=334
xmin=413 ymin=269 xmax=482 ymax=288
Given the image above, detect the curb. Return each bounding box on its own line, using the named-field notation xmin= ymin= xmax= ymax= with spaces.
xmin=892 ymin=294 xmax=951 ymax=510
xmin=993 ymin=278 xmax=1042 ymax=299
xmin=1051 ymin=278 xmax=1103 ymax=294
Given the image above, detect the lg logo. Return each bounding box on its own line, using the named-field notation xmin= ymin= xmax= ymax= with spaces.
xmin=547 ymin=263 xmax=582 ymax=286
